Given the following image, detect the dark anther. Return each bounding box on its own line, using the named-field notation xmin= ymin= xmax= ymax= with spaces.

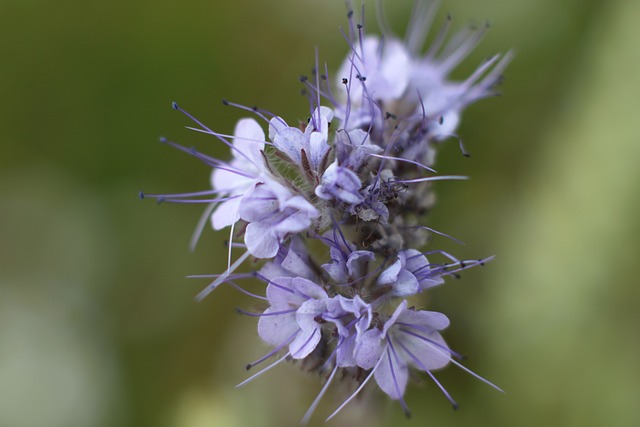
xmin=299 ymin=75 xmax=308 ymax=82
xmin=357 ymin=24 xmax=363 ymax=29
xmin=409 ymin=305 xmax=416 ymax=311
xmin=320 ymin=74 xmax=327 ymax=80
xmin=452 ymin=403 xmax=459 ymax=411
xmin=222 ymin=99 xmax=229 ymax=106
xmin=311 ymin=67 xmax=317 ymax=75
xmin=252 ymin=106 xmax=258 ymax=111
xmin=171 ymin=101 xmax=179 ymax=110
xmin=385 ymin=112 xmax=396 ymax=120
xmin=439 ymin=116 xmax=444 ymax=125
xmin=300 ymin=89 xmax=307 ymax=96
xmin=460 ymin=261 xmax=466 ymax=268
xmin=342 ymin=78 xmax=348 ymax=85
xmin=159 ymin=136 xmax=167 ymax=143
xmin=452 ymin=273 xmax=461 ymax=279
xmin=347 ymin=10 xmax=353 ymax=19
xmin=479 ymin=259 xmax=485 ymax=266
xmin=138 ymin=190 xmax=145 ymax=200
xmin=314 ymin=315 xmax=326 ymax=324
xmin=245 ymin=363 xmax=252 ymax=371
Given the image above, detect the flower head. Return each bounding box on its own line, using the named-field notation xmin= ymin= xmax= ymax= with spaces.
xmin=142 ymin=0 xmax=509 ymax=422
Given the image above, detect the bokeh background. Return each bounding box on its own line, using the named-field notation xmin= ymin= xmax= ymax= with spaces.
xmin=1 ymin=0 xmax=639 ymax=426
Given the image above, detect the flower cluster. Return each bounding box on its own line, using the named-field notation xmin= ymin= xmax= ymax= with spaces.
xmin=142 ymin=1 xmax=510 ymax=422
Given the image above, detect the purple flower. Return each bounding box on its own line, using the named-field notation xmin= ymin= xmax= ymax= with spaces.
xmin=324 ymin=295 xmax=372 ymax=368
xmin=315 ymin=161 xmax=364 ymax=205
xmin=377 ymin=249 xmax=444 ymax=297
xmin=353 ymin=300 xmax=450 ymax=412
xmin=268 ymin=106 xmax=333 ymax=171
xmin=239 ymin=179 xmax=318 ymax=258
xmin=321 ymin=236 xmax=375 ymax=285
xmin=257 ymin=276 xmax=329 ymax=359
xmin=145 ymin=2 xmax=508 ymax=422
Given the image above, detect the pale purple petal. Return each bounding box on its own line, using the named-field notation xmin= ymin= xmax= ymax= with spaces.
xmin=244 ymin=219 xmax=280 ymax=258
xmin=257 ymin=308 xmax=298 ymax=347
xmin=374 ymin=348 xmax=409 ymax=400
xmin=354 ymin=328 xmax=384 ymax=370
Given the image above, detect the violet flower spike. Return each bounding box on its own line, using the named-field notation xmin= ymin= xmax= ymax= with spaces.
xmin=143 ymin=0 xmax=509 ymax=422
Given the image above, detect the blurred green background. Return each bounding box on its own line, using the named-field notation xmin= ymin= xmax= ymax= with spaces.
xmin=1 ymin=0 xmax=639 ymax=426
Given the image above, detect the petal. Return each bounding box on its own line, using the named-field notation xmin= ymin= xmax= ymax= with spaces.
xmin=290 ymin=277 xmax=328 ymax=300
xmin=257 ymin=308 xmax=299 ymax=347
xmin=280 ymin=239 xmax=316 ymax=281
xmin=377 ymin=259 xmax=402 ymax=285
xmin=244 ymin=220 xmax=280 ymax=258
xmin=394 ymin=328 xmax=450 ymax=371
xmin=210 ymin=197 xmax=242 ymax=230
xmin=389 ymin=269 xmax=420 ymax=297
xmin=354 ymin=328 xmax=384 ymax=370
xmin=232 ymin=118 xmax=265 ymax=166
xmin=374 ymin=348 xmax=409 ymax=400
xmin=272 ymin=126 xmax=305 ymax=164
xmin=265 ymin=277 xmax=305 ymax=307
xmin=239 ymin=184 xmax=278 ymax=222
xmin=346 ymin=251 xmax=375 ymax=278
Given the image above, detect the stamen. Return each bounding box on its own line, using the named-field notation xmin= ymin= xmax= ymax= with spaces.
xmin=396 ymin=327 xmax=465 ymax=360
xmin=246 ymin=331 xmax=298 ymax=371
xmin=173 ymin=102 xmax=263 ymax=170
xmin=366 ymin=152 xmax=437 ymax=173
xmin=396 ymin=339 xmax=459 ymax=410
xmin=423 ymin=340 xmax=504 ymax=393
xmin=236 ymin=352 xmax=290 ymax=388
xmin=301 ymin=364 xmax=339 ymax=425
xmin=235 ymin=307 xmax=297 ymax=317
xmin=396 ymin=175 xmax=468 ymax=184
xmin=401 ymin=225 xmax=465 ymax=246
xmin=325 ymin=347 xmax=387 ymax=422
xmin=405 ymin=0 xmax=440 ymax=54
xmin=185 ymin=126 xmax=275 ymax=147
xmin=190 ymin=202 xmax=216 ymax=251
xmin=385 ymin=338 xmax=412 ymax=418
xmin=195 ymin=250 xmax=252 ymax=301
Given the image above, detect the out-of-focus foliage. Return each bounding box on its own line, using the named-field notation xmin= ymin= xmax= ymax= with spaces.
xmin=1 ymin=1 xmax=638 ymax=426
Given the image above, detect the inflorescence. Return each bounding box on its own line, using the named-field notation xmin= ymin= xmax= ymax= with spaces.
xmin=141 ymin=1 xmax=511 ymax=422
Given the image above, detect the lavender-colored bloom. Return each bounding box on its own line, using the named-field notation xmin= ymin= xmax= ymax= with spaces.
xmin=257 ymin=276 xmax=328 ymax=359
xmin=354 ymin=300 xmax=450 ymax=406
xmin=268 ymin=106 xmax=333 ymax=171
xmin=335 ymin=4 xmax=512 ymax=147
xmin=321 ymin=238 xmax=375 ymax=284
xmin=315 ymin=161 xmax=364 ymax=205
xmin=145 ymin=1 xmax=508 ymax=422
xmin=336 ymin=36 xmax=410 ymax=122
xmin=239 ymin=179 xmax=318 ymax=258
xmin=377 ymin=248 xmax=444 ymax=297
xmin=324 ymin=295 xmax=372 ymax=367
